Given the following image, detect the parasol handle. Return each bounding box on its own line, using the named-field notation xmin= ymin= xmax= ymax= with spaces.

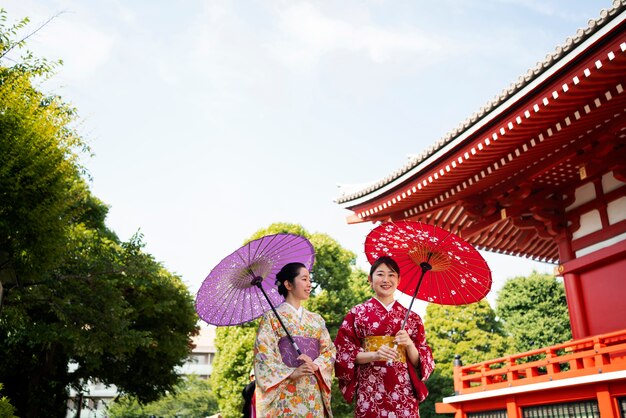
xmin=400 ymin=261 xmax=432 ymax=330
xmin=252 ymin=277 xmax=302 ymax=356
xmin=388 ymin=261 xmax=432 ymax=365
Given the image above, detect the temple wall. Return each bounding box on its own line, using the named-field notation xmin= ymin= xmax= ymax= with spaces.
xmin=566 ymin=171 xmax=626 ymax=257
xmin=561 ymin=171 xmax=626 ymax=338
xmin=578 ymin=256 xmax=626 ymax=336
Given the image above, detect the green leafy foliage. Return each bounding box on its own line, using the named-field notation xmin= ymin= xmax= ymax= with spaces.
xmin=210 ymin=223 xmax=371 ymax=418
xmin=425 ymin=300 xmax=508 ymax=379
xmin=495 ymin=271 xmax=571 ymax=353
xmin=0 ymin=53 xmax=85 ymax=282
xmin=418 ymin=370 xmax=454 ymax=418
xmin=0 ymin=10 xmax=199 ymax=417
xmin=0 ymin=222 xmax=199 ymax=417
xmin=0 ymin=8 xmax=61 ymax=75
xmin=420 ymin=300 xmax=508 ymax=418
xmin=0 ymin=384 xmax=17 ymax=418
xmin=106 ymin=375 xmax=219 ymax=418
xmin=1 ymin=8 xmax=83 ymax=282
xmin=211 ymin=324 xmax=257 ymax=418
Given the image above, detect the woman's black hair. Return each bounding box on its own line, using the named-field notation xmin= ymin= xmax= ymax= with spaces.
xmin=275 ymin=262 xmax=307 ymax=297
xmin=369 ymin=256 xmax=400 ymax=277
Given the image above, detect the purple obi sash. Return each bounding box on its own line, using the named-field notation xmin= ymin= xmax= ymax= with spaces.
xmin=278 ymin=336 xmax=320 ymax=367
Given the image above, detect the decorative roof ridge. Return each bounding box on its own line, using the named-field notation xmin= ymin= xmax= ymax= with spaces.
xmin=336 ymin=0 xmax=626 ymax=204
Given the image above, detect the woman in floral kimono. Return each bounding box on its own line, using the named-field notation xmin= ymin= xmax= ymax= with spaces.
xmin=334 ymin=256 xmax=435 ymax=418
xmin=254 ymin=262 xmax=335 ymax=417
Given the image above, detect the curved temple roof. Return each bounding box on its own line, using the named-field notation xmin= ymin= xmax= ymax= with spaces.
xmin=336 ymin=0 xmax=626 ymax=263
xmin=337 ymin=0 xmax=626 ymax=206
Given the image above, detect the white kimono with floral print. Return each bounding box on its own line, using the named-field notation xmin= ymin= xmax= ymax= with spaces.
xmin=254 ymin=303 xmax=335 ymax=417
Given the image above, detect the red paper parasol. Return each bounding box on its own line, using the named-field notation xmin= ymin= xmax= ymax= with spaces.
xmin=365 ymin=221 xmax=491 ymax=326
xmin=195 ymin=233 xmax=315 ymax=354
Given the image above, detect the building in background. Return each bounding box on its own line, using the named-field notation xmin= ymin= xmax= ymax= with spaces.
xmin=337 ymin=1 xmax=626 ymax=417
xmin=66 ymin=326 xmax=216 ymax=418
xmin=179 ymin=325 xmax=216 ymax=381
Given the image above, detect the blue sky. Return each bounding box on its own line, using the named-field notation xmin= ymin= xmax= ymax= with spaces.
xmin=3 ymin=0 xmax=612 ymax=314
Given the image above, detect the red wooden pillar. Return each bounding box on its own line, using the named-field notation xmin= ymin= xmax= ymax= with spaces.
xmin=557 ymin=237 xmax=589 ymax=339
xmin=505 ymin=396 xmax=519 ymax=418
xmin=562 ymin=272 xmax=589 ymax=339
xmin=596 ymin=383 xmax=615 ymax=418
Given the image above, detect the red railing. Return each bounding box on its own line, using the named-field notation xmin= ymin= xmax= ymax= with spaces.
xmin=454 ymin=328 xmax=626 ymax=395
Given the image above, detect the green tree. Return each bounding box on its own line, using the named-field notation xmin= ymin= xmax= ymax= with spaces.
xmin=0 ymin=10 xmax=199 ymax=417
xmin=209 ymin=222 xmax=371 ymax=418
xmin=211 ymin=323 xmax=257 ymax=418
xmin=107 ymin=375 xmax=219 ymax=418
xmin=0 ymin=384 xmax=17 ymax=418
xmin=419 ymin=370 xmax=454 ymax=418
xmin=495 ymin=271 xmax=571 ymax=354
xmin=420 ymin=300 xmax=508 ymax=418
xmin=0 ymin=9 xmax=83 ymax=297
xmin=0 ymin=220 xmax=199 ymax=417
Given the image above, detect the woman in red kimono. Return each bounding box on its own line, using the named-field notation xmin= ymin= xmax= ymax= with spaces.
xmin=334 ymin=256 xmax=435 ymax=418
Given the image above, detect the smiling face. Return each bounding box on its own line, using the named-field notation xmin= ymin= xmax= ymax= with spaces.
xmin=285 ymin=267 xmax=312 ymax=302
xmin=369 ymin=262 xmax=399 ymax=304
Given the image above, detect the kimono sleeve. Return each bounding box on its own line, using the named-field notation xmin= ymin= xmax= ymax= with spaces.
xmin=333 ymin=308 xmax=361 ymax=403
xmin=411 ymin=313 xmax=435 ymax=382
xmin=312 ymin=314 xmax=336 ymax=392
xmin=254 ymin=312 xmax=294 ymax=392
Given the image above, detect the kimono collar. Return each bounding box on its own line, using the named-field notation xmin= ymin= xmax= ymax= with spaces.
xmin=283 ymin=302 xmax=304 ymax=318
xmin=372 ymin=297 xmax=396 ymax=312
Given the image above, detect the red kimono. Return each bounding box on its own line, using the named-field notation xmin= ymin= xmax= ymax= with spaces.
xmin=334 ymin=298 xmax=435 ymax=418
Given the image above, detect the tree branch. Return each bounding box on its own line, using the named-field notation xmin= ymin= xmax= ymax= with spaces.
xmin=22 ymin=270 xmax=128 ymax=288
xmin=0 ymin=11 xmax=66 ymax=60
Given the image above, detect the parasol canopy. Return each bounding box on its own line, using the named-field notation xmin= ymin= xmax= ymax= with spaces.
xmin=365 ymin=220 xmax=492 ymax=307
xmin=195 ymin=233 xmax=315 ymax=326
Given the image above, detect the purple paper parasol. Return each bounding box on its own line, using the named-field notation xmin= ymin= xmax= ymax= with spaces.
xmin=195 ymin=233 xmax=315 ymax=326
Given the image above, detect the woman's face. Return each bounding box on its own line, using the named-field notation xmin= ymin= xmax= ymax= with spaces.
xmin=285 ymin=267 xmax=312 ymax=301
xmin=369 ymin=262 xmax=399 ymax=300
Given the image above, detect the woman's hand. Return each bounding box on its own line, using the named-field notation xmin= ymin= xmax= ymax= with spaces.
xmin=289 ymin=361 xmax=316 ymax=380
xmin=375 ymin=344 xmax=399 ymax=362
xmin=395 ymin=329 xmax=421 ymax=366
xmin=394 ymin=330 xmax=415 ymax=349
xmin=356 ymin=345 xmax=398 ymax=364
xmin=297 ymin=353 xmax=319 ymax=372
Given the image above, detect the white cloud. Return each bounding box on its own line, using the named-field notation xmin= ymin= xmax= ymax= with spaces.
xmin=112 ymin=1 xmax=136 ymax=24
xmin=187 ymin=1 xmax=269 ymax=82
xmin=495 ymin=0 xmax=558 ymax=16
xmin=494 ymin=0 xmax=607 ymax=21
xmin=168 ymin=0 xmax=447 ymax=107
xmin=156 ymin=59 xmax=180 ymax=85
xmin=269 ymin=2 xmax=442 ymax=70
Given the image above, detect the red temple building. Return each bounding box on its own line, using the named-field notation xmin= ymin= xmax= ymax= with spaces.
xmin=336 ymin=1 xmax=626 ymax=416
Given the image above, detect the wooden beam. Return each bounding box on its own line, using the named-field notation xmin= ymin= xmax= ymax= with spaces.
xmin=458 ymin=213 xmax=503 ymax=239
